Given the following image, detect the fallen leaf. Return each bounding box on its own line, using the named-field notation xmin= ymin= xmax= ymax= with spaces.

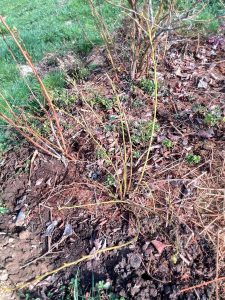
xmin=15 ymin=205 xmax=28 ymax=226
xmin=44 ymin=220 xmax=58 ymax=236
xmin=197 ymin=78 xmax=208 ymax=89
xmin=62 ymin=223 xmax=73 ymax=237
xmin=151 ymin=240 xmax=170 ymax=255
xmin=35 ymin=178 xmax=44 ymax=186
xmin=46 ymin=178 xmax=52 ymax=186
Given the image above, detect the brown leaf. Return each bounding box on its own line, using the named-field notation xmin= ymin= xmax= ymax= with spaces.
xmin=151 ymin=240 xmax=170 ymax=255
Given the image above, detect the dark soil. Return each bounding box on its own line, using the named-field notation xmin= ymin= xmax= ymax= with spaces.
xmin=0 ymin=36 xmax=225 ymax=300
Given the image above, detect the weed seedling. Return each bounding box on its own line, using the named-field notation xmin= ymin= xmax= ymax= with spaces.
xmin=133 ymin=150 xmax=141 ymax=158
xmin=193 ymin=105 xmax=222 ymax=126
xmin=105 ymin=174 xmax=116 ymax=187
xmin=96 ymin=148 xmax=108 ymax=159
xmin=162 ymin=139 xmax=173 ymax=149
xmin=104 ymin=123 xmax=116 ymax=132
xmin=186 ymin=154 xmax=201 ymax=165
xmin=132 ymin=99 xmax=144 ymax=108
xmin=139 ymin=78 xmax=155 ymax=95
xmin=192 ymin=104 xmax=207 ymax=114
xmin=91 ymin=96 xmax=114 ymax=110
xmin=0 ymin=205 xmax=8 ymax=215
xmin=132 ymin=120 xmax=160 ymax=145
xmin=203 ymin=112 xmax=221 ymax=126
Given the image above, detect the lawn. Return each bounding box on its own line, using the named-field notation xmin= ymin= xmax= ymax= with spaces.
xmin=0 ymin=0 xmax=121 ymax=149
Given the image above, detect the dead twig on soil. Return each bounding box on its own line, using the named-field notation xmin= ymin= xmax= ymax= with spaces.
xmin=180 ymin=276 xmax=225 ymax=294
xmin=3 ymin=230 xmax=140 ymax=292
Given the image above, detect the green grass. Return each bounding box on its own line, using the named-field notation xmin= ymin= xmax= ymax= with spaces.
xmin=175 ymin=0 xmax=224 ymax=32
xmin=0 ymin=0 xmax=122 ymax=147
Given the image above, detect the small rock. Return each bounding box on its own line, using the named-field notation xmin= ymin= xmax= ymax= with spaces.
xmin=15 ymin=205 xmax=27 ymax=226
xmin=0 ymin=269 xmax=8 ymax=281
xmin=129 ymin=253 xmax=142 ymax=269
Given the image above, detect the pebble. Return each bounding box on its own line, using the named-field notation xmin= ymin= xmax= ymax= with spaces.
xmin=129 ymin=254 xmax=142 ymax=269
xmin=0 ymin=269 xmax=8 ymax=281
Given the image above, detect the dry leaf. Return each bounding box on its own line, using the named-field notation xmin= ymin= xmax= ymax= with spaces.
xmin=35 ymin=178 xmax=44 ymax=186
xmin=15 ymin=208 xmax=26 ymax=226
xmin=151 ymin=240 xmax=170 ymax=255
xmin=197 ymin=78 xmax=208 ymax=89
xmin=44 ymin=220 xmax=58 ymax=236
xmin=62 ymin=223 xmax=73 ymax=237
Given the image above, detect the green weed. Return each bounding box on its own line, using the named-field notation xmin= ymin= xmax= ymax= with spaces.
xmin=162 ymin=139 xmax=173 ymax=149
xmin=192 ymin=104 xmax=223 ymax=126
xmin=132 ymin=99 xmax=144 ymax=108
xmin=139 ymin=78 xmax=155 ymax=95
xmin=43 ymin=71 xmax=66 ymax=91
xmin=192 ymin=104 xmax=207 ymax=114
xmin=96 ymin=148 xmax=108 ymax=160
xmin=133 ymin=150 xmax=141 ymax=158
xmin=186 ymin=153 xmax=201 ymax=165
xmin=131 ymin=120 xmax=160 ymax=145
xmin=105 ymin=174 xmax=116 ymax=187
xmin=0 ymin=204 xmax=8 ymax=215
xmin=91 ymin=96 xmax=114 ymax=110
xmin=53 ymin=89 xmax=77 ymax=109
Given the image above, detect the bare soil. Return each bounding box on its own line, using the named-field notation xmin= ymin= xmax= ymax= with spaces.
xmin=0 ymin=36 xmax=225 ymax=299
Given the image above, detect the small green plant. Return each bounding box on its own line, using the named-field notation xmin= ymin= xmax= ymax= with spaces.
xmin=193 ymin=105 xmax=222 ymax=126
xmin=43 ymin=71 xmax=65 ymax=91
xmin=91 ymin=96 xmax=114 ymax=110
xmin=133 ymin=150 xmax=141 ymax=158
xmin=131 ymin=120 xmax=160 ymax=145
xmin=104 ymin=123 xmax=116 ymax=132
xmin=139 ymin=78 xmax=155 ymax=95
xmin=132 ymin=99 xmax=144 ymax=108
xmin=74 ymin=67 xmax=90 ymax=81
xmin=0 ymin=205 xmax=8 ymax=215
xmin=105 ymin=174 xmax=116 ymax=187
xmin=96 ymin=148 xmax=108 ymax=159
xmin=203 ymin=111 xmax=221 ymax=126
xmin=96 ymin=280 xmax=110 ymax=291
xmin=192 ymin=104 xmax=207 ymax=114
xmin=162 ymin=139 xmax=173 ymax=149
xmin=186 ymin=154 xmax=201 ymax=165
